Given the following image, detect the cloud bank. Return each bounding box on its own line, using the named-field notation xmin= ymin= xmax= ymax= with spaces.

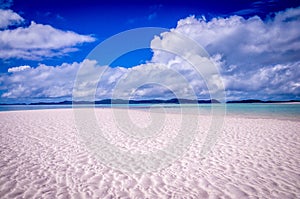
xmin=0 ymin=10 xmax=95 ymax=60
xmin=1 ymin=61 xmax=80 ymax=99
xmin=1 ymin=7 xmax=300 ymax=102
xmin=149 ymin=6 xmax=300 ymax=100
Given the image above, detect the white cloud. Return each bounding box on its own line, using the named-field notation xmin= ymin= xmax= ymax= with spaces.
xmin=0 ymin=8 xmax=95 ymax=60
xmin=171 ymin=7 xmax=300 ymax=69
xmin=8 ymin=65 xmax=31 ymax=73
xmin=1 ymin=59 xmax=208 ymax=101
xmin=150 ymin=30 xmax=224 ymax=97
xmin=110 ymin=63 xmax=200 ymax=100
xmin=0 ymin=9 xmax=23 ymax=28
xmin=150 ymin=6 xmax=300 ymax=100
xmin=0 ymin=21 xmax=95 ymax=60
xmin=1 ymin=61 xmax=80 ymax=98
xmin=223 ymin=62 xmax=300 ymax=99
xmin=1 ymin=57 xmax=299 ymax=101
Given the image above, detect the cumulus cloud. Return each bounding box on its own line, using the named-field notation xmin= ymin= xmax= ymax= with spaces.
xmin=1 ymin=58 xmax=299 ymax=101
xmin=110 ymin=63 xmax=203 ymax=100
xmin=223 ymin=62 xmax=300 ymax=100
xmin=1 ymin=58 xmax=208 ymax=101
xmin=0 ymin=8 xmax=95 ymax=60
xmin=0 ymin=21 xmax=95 ymax=60
xmin=0 ymin=61 xmax=80 ymax=98
xmin=170 ymin=7 xmax=300 ymax=71
xmin=0 ymin=9 xmax=23 ymax=28
xmin=150 ymin=6 xmax=300 ymax=100
xmin=8 ymin=65 xmax=31 ymax=73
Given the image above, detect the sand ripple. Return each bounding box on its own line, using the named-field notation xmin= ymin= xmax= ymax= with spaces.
xmin=0 ymin=109 xmax=299 ymax=198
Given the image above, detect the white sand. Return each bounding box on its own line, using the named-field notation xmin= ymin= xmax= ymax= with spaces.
xmin=0 ymin=108 xmax=299 ymax=198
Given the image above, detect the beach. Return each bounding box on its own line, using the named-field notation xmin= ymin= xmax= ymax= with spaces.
xmin=0 ymin=108 xmax=299 ymax=198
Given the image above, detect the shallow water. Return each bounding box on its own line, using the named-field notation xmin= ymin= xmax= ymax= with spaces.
xmin=0 ymin=103 xmax=300 ymax=120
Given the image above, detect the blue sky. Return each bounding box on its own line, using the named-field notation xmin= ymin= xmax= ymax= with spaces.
xmin=0 ymin=0 xmax=300 ymax=103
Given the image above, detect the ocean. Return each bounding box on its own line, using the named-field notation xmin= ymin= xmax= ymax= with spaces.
xmin=1 ymin=103 xmax=300 ymax=120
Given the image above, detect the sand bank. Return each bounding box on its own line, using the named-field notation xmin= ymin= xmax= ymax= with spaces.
xmin=0 ymin=109 xmax=299 ymax=198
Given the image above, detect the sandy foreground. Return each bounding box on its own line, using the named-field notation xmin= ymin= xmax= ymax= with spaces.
xmin=0 ymin=108 xmax=299 ymax=199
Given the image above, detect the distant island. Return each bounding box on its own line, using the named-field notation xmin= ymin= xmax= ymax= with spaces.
xmin=1 ymin=98 xmax=220 ymax=105
xmin=1 ymin=99 xmax=299 ymax=105
xmin=226 ymin=99 xmax=300 ymax=103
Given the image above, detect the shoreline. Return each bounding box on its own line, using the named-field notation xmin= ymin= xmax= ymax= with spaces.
xmin=1 ymin=106 xmax=299 ymax=122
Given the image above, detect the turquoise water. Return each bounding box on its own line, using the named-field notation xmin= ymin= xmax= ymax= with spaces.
xmin=224 ymin=103 xmax=300 ymax=119
xmin=1 ymin=103 xmax=300 ymax=119
xmin=149 ymin=103 xmax=300 ymax=119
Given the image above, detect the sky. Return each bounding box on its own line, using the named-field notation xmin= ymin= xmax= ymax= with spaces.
xmin=0 ymin=0 xmax=300 ymax=103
